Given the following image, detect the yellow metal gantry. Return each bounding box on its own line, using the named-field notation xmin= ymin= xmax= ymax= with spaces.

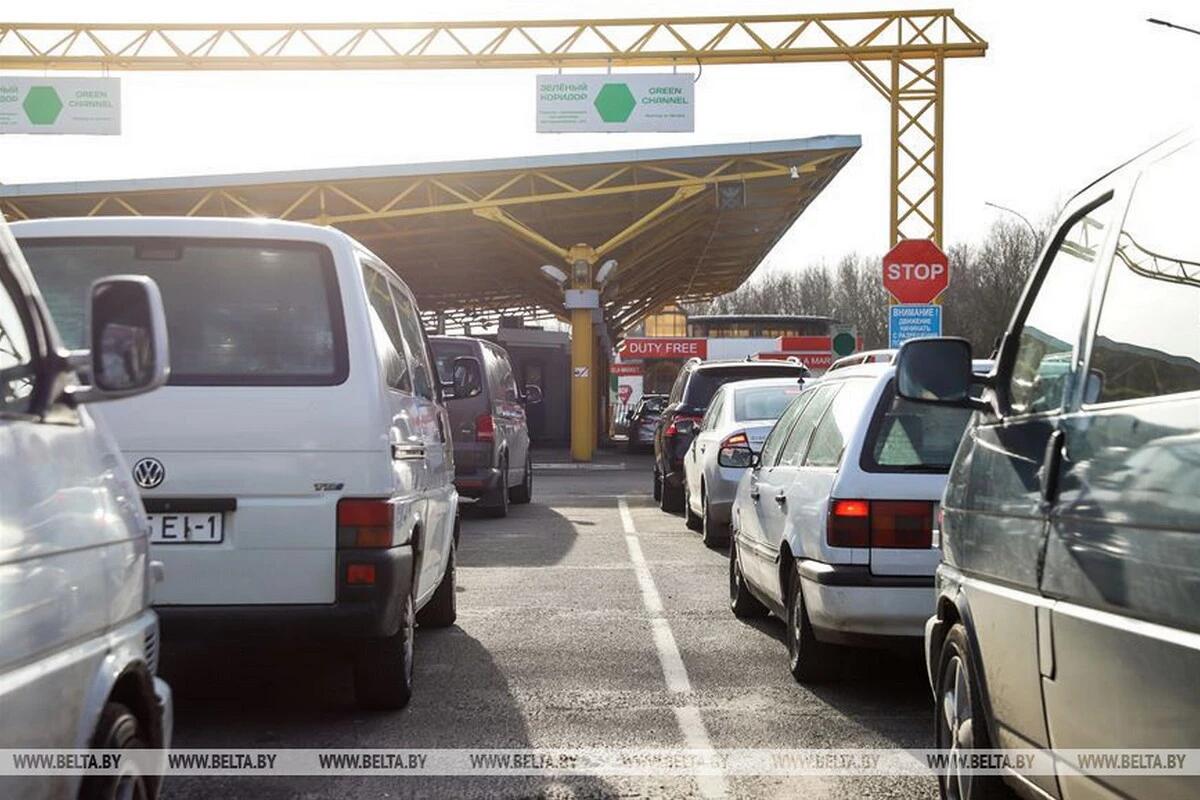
xmin=0 ymin=10 xmax=986 ymax=460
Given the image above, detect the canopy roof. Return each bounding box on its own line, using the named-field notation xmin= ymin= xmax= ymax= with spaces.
xmin=0 ymin=135 xmax=859 ymax=332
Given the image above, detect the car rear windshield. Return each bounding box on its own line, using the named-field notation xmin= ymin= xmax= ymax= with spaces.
xmin=429 ymin=339 xmax=475 ymax=385
xmin=683 ymin=366 xmax=805 ymax=408
xmin=21 ymin=237 xmax=347 ymax=386
xmin=862 ymin=383 xmax=974 ymax=472
xmin=733 ymin=385 xmax=803 ymax=421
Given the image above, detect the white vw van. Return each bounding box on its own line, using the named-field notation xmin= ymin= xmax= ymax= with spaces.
xmin=15 ymin=217 xmax=460 ymax=711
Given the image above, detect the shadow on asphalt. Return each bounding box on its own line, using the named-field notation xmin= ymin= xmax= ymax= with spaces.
xmin=457 ymin=498 xmax=581 ymax=569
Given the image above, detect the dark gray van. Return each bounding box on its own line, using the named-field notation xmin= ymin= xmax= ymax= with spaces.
xmin=896 ymin=132 xmax=1200 ymax=800
xmin=431 ymin=336 xmax=539 ymax=517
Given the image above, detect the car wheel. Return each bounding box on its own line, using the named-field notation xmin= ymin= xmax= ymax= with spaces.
xmin=701 ymin=487 xmax=728 ymax=547
xmin=652 ymin=467 xmax=662 ymax=502
xmin=659 ymin=474 xmax=684 ymax=513
xmin=354 ymin=592 xmax=415 ymax=710
xmin=416 ymin=542 xmax=457 ymax=628
xmin=729 ymin=536 xmax=768 ymax=619
xmin=484 ymin=458 xmax=509 ymax=518
xmin=684 ymin=481 xmax=702 ymax=531
xmin=79 ymin=702 xmax=151 ymax=800
xmin=936 ymin=624 xmax=1009 ymax=800
xmin=786 ymin=561 xmax=840 ymax=682
xmin=509 ymin=453 xmax=533 ymax=504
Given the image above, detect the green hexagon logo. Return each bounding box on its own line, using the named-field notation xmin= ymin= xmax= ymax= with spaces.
xmin=23 ymin=86 xmax=63 ymax=125
xmin=594 ymin=83 xmax=636 ymax=124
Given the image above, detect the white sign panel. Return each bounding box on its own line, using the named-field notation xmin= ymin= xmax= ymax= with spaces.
xmin=537 ymin=74 xmax=693 ymax=133
xmin=0 ymin=77 xmax=121 ymax=135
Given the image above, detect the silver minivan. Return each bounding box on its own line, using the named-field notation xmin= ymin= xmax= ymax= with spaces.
xmin=0 ymin=215 xmax=173 ymax=799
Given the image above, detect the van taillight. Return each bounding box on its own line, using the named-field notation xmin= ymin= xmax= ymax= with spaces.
xmin=476 ymin=414 xmax=495 ymax=443
xmin=826 ymin=500 xmax=933 ymax=549
xmin=337 ymin=498 xmax=394 ymax=548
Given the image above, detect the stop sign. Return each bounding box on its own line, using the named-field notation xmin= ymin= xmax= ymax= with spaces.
xmin=882 ymin=239 xmax=949 ymax=303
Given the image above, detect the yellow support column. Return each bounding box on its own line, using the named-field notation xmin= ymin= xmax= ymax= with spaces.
xmin=565 ymin=245 xmax=598 ymax=462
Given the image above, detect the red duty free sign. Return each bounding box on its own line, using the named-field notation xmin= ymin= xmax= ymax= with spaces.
xmin=618 ymin=337 xmax=708 ymax=361
xmin=882 ymin=239 xmax=950 ymax=304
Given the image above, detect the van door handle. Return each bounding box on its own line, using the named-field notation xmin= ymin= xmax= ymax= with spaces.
xmin=774 ymin=492 xmax=787 ymax=505
xmin=749 ymin=485 xmax=760 ymax=501
xmin=392 ymin=443 xmax=426 ymax=461
xmin=1039 ymin=430 xmax=1065 ymax=507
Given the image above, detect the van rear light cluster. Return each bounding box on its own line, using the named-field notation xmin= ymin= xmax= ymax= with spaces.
xmin=665 ymin=414 xmax=703 ymax=437
xmin=827 ymin=499 xmax=933 ymax=549
xmin=475 ymin=413 xmax=496 ymax=443
xmin=337 ymin=498 xmax=394 ymax=548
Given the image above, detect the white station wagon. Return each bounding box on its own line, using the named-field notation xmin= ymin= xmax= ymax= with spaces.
xmin=728 ymin=359 xmax=989 ymax=681
xmin=16 ymin=216 xmax=460 ymax=710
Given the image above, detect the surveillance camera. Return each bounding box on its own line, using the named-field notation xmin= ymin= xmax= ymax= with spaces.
xmin=539 ymin=264 xmax=568 ymax=286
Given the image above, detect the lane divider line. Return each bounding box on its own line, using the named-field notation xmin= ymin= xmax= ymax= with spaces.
xmin=618 ymin=497 xmax=729 ymax=800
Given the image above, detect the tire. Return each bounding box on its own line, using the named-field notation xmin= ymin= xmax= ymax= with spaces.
xmin=729 ymin=536 xmax=768 ymax=619
xmin=354 ymin=592 xmax=415 ymax=710
xmin=786 ymin=561 xmax=841 ymax=682
xmin=935 ymin=624 xmax=1010 ymax=800
xmin=701 ymin=487 xmax=728 ymax=547
xmin=484 ymin=458 xmax=509 ymax=518
xmin=509 ymin=453 xmax=533 ymax=504
xmin=79 ymin=702 xmax=152 ymax=800
xmin=683 ymin=481 xmax=702 ymax=531
xmin=416 ymin=542 xmax=457 ymax=628
xmin=652 ymin=468 xmax=662 ymax=502
xmin=659 ymin=474 xmax=684 ymax=513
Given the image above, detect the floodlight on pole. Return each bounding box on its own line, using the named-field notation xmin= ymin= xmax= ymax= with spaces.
xmin=595 ymin=259 xmax=618 ymax=287
xmin=539 ymin=264 xmax=568 ymax=286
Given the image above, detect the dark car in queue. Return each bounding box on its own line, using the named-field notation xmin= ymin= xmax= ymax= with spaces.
xmin=896 ymin=130 xmax=1200 ymax=800
xmin=654 ymin=358 xmax=808 ymax=513
xmin=430 ymin=336 xmax=541 ymax=518
xmin=626 ymin=393 xmax=667 ymax=452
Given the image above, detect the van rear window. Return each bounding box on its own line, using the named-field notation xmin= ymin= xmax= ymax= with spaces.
xmin=862 ymin=383 xmax=973 ymax=472
xmin=21 ymin=238 xmax=347 ymax=386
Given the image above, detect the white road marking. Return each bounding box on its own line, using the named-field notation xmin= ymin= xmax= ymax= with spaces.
xmin=619 ymin=497 xmax=728 ymax=799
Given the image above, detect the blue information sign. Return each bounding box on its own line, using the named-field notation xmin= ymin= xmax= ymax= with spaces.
xmin=889 ymin=304 xmax=942 ymax=348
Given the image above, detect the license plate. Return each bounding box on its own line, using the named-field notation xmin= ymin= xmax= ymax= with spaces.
xmin=149 ymin=512 xmax=224 ymax=544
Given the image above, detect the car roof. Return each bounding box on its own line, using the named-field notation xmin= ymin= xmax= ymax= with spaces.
xmin=9 ymin=215 xmax=357 ymax=251
xmin=719 ymin=376 xmax=806 ymax=392
xmin=691 ymin=358 xmax=806 ymax=371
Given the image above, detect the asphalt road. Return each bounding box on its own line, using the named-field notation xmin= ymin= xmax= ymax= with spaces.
xmin=160 ymin=454 xmax=937 ymax=799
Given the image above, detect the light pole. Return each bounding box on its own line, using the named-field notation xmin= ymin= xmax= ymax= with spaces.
xmin=984 ymin=200 xmax=1038 ymax=241
xmin=1147 ymin=17 xmax=1200 ymax=36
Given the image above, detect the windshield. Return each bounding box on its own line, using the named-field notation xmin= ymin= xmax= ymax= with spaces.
xmin=863 ymin=384 xmax=974 ymax=472
xmin=21 ymin=238 xmax=346 ymax=386
xmin=733 ymin=385 xmax=803 ymax=421
xmin=682 ymin=366 xmax=805 ymax=408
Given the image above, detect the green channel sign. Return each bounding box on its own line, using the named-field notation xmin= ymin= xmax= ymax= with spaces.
xmin=0 ymin=77 xmax=120 ymax=135
xmin=537 ymin=74 xmax=694 ymax=133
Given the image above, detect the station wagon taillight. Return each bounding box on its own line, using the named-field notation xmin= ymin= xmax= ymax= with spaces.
xmin=475 ymin=413 xmax=496 ymax=443
xmin=337 ymin=498 xmax=394 ymax=548
xmin=827 ymin=499 xmax=933 ymax=549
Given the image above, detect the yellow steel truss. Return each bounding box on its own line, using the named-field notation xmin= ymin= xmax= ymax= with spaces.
xmin=0 ymin=10 xmax=985 ymax=243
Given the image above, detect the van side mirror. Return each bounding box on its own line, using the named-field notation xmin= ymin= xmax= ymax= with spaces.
xmin=895 ymin=337 xmax=983 ymax=409
xmin=523 ymin=384 xmax=543 ymax=405
xmin=70 ymin=276 xmax=169 ymax=404
xmin=443 ymin=356 xmax=482 ymax=401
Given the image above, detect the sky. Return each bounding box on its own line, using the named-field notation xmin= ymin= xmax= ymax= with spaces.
xmin=1 ymin=0 xmax=1198 ymax=277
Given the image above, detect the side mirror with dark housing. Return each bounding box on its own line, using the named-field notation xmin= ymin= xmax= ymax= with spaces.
xmin=894 ymin=337 xmax=987 ymax=410
xmin=69 ymin=275 xmax=170 ymax=404
xmin=718 ymin=445 xmax=759 ymax=469
xmin=523 ymin=384 xmax=544 ymax=405
xmin=441 ymin=356 xmax=483 ymax=401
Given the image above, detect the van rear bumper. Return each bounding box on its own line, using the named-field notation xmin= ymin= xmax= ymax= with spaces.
xmin=155 ymin=545 xmax=414 ymax=640
xmin=454 ymin=467 xmax=502 ymax=499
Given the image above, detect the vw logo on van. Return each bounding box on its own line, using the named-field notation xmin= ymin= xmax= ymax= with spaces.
xmin=132 ymin=458 xmax=166 ymax=489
